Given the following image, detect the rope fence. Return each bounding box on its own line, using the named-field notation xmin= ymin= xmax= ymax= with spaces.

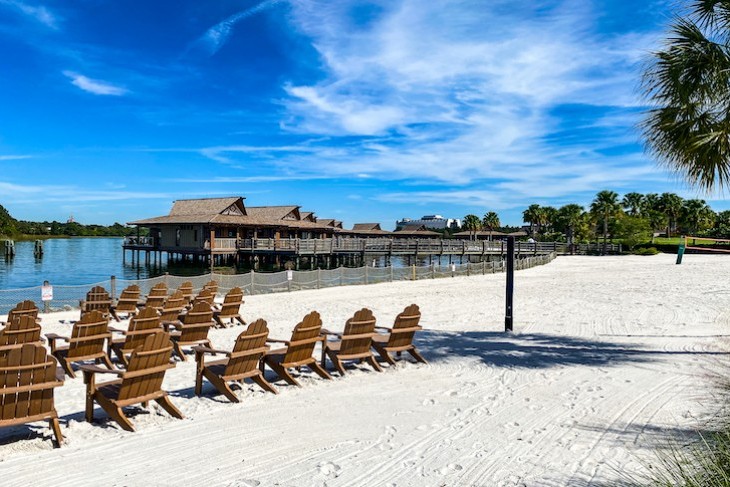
xmin=0 ymin=253 xmax=556 ymax=314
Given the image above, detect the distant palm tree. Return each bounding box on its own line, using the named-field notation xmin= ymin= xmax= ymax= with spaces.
xmin=659 ymin=192 xmax=684 ymax=237
xmin=482 ymin=212 xmax=500 ymax=240
xmin=522 ymin=204 xmax=541 ymax=236
xmin=621 ymin=192 xmax=645 ymax=216
xmin=556 ymin=204 xmax=584 ymax=249
xmin=590 ymin=190 xmax=621 ymax=253
xmin=541 ymin=206 xmax=558 ymax=234
xmin=641 ymin=1 xmax=730 ymax=191
xmin=680 ymin=199 xmax=716 ymax=235
xmin=462 ymin=214 xmax=481 ymax=241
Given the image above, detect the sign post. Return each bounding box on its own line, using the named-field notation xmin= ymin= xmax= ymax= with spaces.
xmin=505 ymin=237 xmax=514 ymax=332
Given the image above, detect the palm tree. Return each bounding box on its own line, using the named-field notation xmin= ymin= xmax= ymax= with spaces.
xmin=659 ymin=192 xmax=684 ymax=237
xmin=641 ymin=1 xmax=730 ymax=191
xmin=680 ymin=199 xmax=716 ymax=235
xmin=541 ymin=206 xmax=558 ymax=234
xmin=482 ymin=212 xmax=500 ymax=240
xmin=555 ymin=204 xmax=584 ymax=251
xmin=621 ymin=192 xmax=645 ymax=216
xmin=590 ymin=190 xmax=621 ymax=253
xmin=462 ymin=214 xmax=481 ymax=241
xmin=522 ymin=204 xmax=541 ymax=236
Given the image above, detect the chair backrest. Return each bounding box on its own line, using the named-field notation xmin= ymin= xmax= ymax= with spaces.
xmin=192 ymin=288 xmax=215 ymax=307
xmin=0 ymin=343 xmax=62 ymax=422
xmin=386 ymin=304 xmax=422 ymax=348
xmin=224 ymin=319 xmax=269 ymax=377
xmin=218 ymin=287 xmax=244 ymax=317
xmin=144 ymin=283 xmax=168 ymax=310
xmin=0 ymin=315 xmax=42 ymax=346
xmin=68 ymin=310 xmax=110 ymax=359
xmin=83 ymin=286 xmax=112 ymax=314
xmin=115 ymin=285 xmax=141 ymax=313
xmin=121 ymin=307 xmax=162 ymax=352
xmin=203 ymin=280 xmax=218 ymax=296
xmin=117 ymin=332 xmax=175 ymax=402
xmin=176 ymin=281 xmax=194 ymax=304
xmin=179 ymin=302 xmax=214 ymax=343
xmin=283 ymin=311 xmax=323 ymax=364
xmin=159 ymin=290 xmax=186 ymax=323
xmin=7 ymin=300 xmax=39 ymax=325
xmin=340 ymin=308 xmax=377 ymax=356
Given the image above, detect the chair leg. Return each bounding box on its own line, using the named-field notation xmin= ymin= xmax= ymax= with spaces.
xmin=373 ymin=345 xmax=396 ymax=366
xmin=60 ymin=358 xmax=75 ymax=379
xmin=408 ymin=348 xmax=428 ymax=364
xmin=172 ymin=341 xmax=186 ymax=361
xmin=329 ymin=353 xmax=346 ymax=376
xmin=155 ymin=395 xmax=185 ymax=419
xmin=235 ymin=316 xmax=246 ymax=326
xmin=102 ymin=354 xmax=115 ymax=370
xmin=308 ymin=360 xmax=333 ymax=380
xmin=251 ymin=374 xmax=278 ymax=394
xmin=366 ymin=355 xmax=383 ymax=372
xmin=195 ymin=369 xmax=204 ymax=396
xmin=49 ymin=416 xmax=63 ymax=447
xmin=268 ymin=360 xmax=301 ymax=387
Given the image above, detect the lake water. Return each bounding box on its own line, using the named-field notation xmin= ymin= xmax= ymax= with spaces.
xmin=0 ymin=237 xmax=489 ymax=290
xmin=0 ymin=238 xmax=181 ymax=289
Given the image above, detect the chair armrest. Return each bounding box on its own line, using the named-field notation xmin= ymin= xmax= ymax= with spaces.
xmin=79 ymin=364 xmax=123 ymax=376
xmin=320 ymin=329 xmax=342 ymax=337
xmin=192 ymin=345 xmax=229 ymax=355
xmin=45 ymin=333 xmax=69 ymax=342
xmin=266 ymin=338 xmax=290 ymax=344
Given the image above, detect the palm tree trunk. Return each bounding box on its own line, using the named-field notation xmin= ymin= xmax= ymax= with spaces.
xmin=603 ymin=217 xmax=608 ymax=255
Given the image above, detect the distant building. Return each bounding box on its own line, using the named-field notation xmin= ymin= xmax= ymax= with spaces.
xmin=396 ymin=215 xmax=461 ymax=230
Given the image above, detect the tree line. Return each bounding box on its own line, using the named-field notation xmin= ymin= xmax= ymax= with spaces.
xmin=461 ymin=190 xmax=727 ymax=248
xmin=0 ymin=204 xmax=139 ymax=238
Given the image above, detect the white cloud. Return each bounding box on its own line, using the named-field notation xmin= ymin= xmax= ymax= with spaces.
xmin=62 ymin=71 xmax=128 ymax=96
xmin=189 ymin=0 xmax=283 ymax=57
xmin=0 ymin=155 xmax=31 ymax=161
xmin=0 ymin=0 xmax=59 ymax=29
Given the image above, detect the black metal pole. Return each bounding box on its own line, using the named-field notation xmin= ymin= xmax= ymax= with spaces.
xmin=505 ymin=236 xmax=514 ymax=332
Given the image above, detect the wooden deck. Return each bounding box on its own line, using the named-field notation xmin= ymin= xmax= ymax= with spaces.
xmin=123 ymin=237 xmax=621 ymax=257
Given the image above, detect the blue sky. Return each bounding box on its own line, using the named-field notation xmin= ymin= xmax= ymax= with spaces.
xmin=0 ymin=0 xmax=725 ymax=229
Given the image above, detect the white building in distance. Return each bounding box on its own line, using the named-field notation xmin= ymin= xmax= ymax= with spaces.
xmin=396 ymin=215 xmax=462 ymax=230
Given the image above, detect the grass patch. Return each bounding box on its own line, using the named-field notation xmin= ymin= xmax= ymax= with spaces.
xmin=633 ymin=247 xmax=660 ymax=255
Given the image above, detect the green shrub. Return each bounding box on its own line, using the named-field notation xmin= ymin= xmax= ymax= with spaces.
xmin=633 ymin=247 xmax=660 ymax=255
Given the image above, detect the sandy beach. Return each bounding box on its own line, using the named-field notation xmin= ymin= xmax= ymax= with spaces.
xmin=1 ymin=253 xmax=728 ymax=486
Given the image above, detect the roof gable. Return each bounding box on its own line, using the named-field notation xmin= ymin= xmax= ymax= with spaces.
xmin=169 ymin=197 xmax=246 ymax=216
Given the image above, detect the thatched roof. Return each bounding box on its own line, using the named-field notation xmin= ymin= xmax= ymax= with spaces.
xmin=352 ymin=223 xmax=381 ymax=231
xmin=453 ymin=230 xmax=507 ymax=237
xmin=393 ymin=225 xmax=442 ymax=237
xmin=300 ymin=211 xmax=316 ymax=222
xmin=169 ymin=197 xmax=245 ymax=216
xmin=246 ymin=206 xmax=300 ymax=221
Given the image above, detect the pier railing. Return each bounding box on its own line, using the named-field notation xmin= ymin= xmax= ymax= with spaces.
xmin=0 ymin=252 xmax=558 ymax=314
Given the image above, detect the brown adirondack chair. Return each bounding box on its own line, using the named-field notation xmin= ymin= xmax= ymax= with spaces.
xmin=194 ymin=319 xmax=277 ymax=402
xmin=3 ymin=300 xmax=40 ymax=326
xmin=0 ymin=315 xmax=43 ymax=346
xmin=191 ymin=288 xmax=215 ymax=309
xmin=158 ymin=290 xmax=187 ymax=328
xmin=80 ymin=286 xmax=113 ymax=320
xmin=108 ymin=307 xmax=162 ymax=366
xmin=262 ymin=311 xmax=332 ymax=386
xmin=142 ymin=282 xmax=168 ymax=310
xmin=175 ymin=281 xmax=194 ymax=306
xmin=372 ymin=304 xmax=427 ymax=365
xmin=203 ymin=280 xmax=218 ymax=296
xmin=110 ymin=285 xmax=141 ymax=321
xmin=321 ymin=308 xmax=382 ymax=376
xmin=165 ymin=302 xmax=214 ymax=361
xmin=213 ymin=287 xmax=245 ymax=328
xmin=0 ymin=343 xmax=64 ymax=446
xmin=46 ymin=310 xmax=113 ymax=378
xmin=81 ymin=332 xmax=183 ymax=432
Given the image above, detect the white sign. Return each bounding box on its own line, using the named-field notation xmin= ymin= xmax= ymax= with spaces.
xmin=450 ymin=263 xmax=456 ymax=272
xmin=286 ymin=270 xmax=293 ymax=281
xmin=41 ymin=285 xmax=53 ymax=301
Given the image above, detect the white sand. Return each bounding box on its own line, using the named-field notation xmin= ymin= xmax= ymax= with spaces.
xmin=1 ymin=254 xmax=729 ymax=486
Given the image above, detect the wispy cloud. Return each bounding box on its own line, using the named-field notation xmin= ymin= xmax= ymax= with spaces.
xmin=62 ymin=71 xmax=128 ymax=96
xmin=188 ymin=0 xmax=283 ymax=57
xmin=0 ymin=0 xmax=59 ymax=29
xmin=0 ymin=155 xmax=32 ymax=161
